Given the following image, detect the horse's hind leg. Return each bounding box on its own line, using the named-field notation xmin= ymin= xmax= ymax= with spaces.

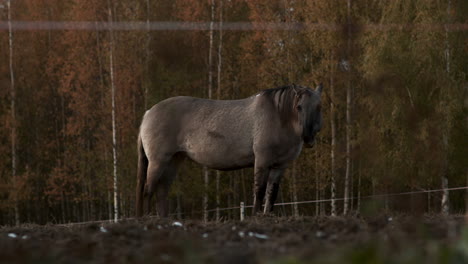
xmin=145 ymin=157 xmax=180 ymax=218
xmin=264 ymin=168 xmax=285 ymax=214
xmin=155 ymin=163 xmax=178 ymax=218
xmin=143 ymin=160 xmax=169 ymax=216
xmin=252 ymin=164 xmax=269 ymax=214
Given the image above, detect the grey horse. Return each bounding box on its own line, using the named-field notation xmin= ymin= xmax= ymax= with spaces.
xmin=136 ymin=84 xmax=323 ymax=217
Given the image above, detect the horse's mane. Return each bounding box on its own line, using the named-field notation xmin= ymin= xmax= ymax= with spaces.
xmin=261 ymin=84 xmax=310 ymax=126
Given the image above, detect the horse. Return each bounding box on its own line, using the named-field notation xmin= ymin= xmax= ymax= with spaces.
xmin=136 ymin=83 xmax=323 ymax=217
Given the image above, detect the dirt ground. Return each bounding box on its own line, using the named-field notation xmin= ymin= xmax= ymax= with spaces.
xmin=1 ymin=215 xmax=467 ymax=264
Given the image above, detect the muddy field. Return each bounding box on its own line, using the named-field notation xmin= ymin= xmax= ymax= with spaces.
xmin=1 ymin=215 xmax=467 ymax=264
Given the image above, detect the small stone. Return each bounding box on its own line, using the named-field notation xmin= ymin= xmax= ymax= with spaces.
xmin=315 ymin=231 xmax=326 ymax=238
xmin=172 ymin=221 xmax=183 ymax=227
xmin=253 ymin=233 xmax=269 ymax=240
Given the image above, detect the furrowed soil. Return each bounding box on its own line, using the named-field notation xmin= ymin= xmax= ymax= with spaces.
xmin=1 ymin=215 xmax=468 ymax=264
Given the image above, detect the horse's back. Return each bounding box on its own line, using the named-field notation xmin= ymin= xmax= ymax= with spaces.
xmin=142 ymin=96 xmax=253 ymax=129
xmin=140 ymin=96 xmax=256 ymax=167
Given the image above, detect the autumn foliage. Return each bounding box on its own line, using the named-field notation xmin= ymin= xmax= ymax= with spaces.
xmin=0 ymin=0 xmax=466 ymax=225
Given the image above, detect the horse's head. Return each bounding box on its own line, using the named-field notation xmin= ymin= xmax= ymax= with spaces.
xmin=294 ymin=84 xmax=323 ymax=148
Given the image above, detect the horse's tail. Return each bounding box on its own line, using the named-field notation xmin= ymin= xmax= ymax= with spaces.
xmin=136 ymin=133 xmax=148 ymax=217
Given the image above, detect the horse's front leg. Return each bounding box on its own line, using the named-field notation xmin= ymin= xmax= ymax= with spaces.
xmin=253 ymin=165 xmax=269 ymax=214
xmin=264 ymin=168 xmax=285 ymax=214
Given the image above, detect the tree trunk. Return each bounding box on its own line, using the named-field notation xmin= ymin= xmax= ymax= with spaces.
xmin=144 ymin=0 xmax=151 ymax=109
xmin=208 ymin=0 xmax=215 ymax=100
xmin=217 ymin=0 xmax=223 ymax=100
xmin=315 ymin=148 xmax=319 ymax=216
xmin=441 ymin=176 xmax=449 ymax=215
xmin=215 ymin=0 xmax=223 ymax=222
xmin=108 ymin=190 xmax=112 ymax=220
xmin=329 ymin=52 xmax=337 ymax=217
xmin=350 ymin=160 xmax=354 ymax=212
xmin=204 ymin=0 xmax=215 ymax=223
xmin=7 ymin=0 xmax=19 ymax=226
xmin=320 ymin=187 xmax=325 ymax=216
xmin=241 ymin=169 xmax=247 ymax=205
xmin=291 ymin=164 xmax=299 ymax=218
xmin=228 ymin=175 xmax=233 ymax=220
xmin=203 ymin=167 xmax=209 ymax=222
xmin=343 ymin=0 xmax=352 ymax=216
xmin=95 ymin=21 xmax=108 ymax=221
xmin=428 ymin=187 xmax=431 ymax=213
xmin=279 ymin=183 xmax=286 ymax=217
xmin=108 ymin=0 xmax=119 ymax=222
xmin=465 ymin=174 xmax=468 ymax=214
xmin=61 ymin=191 xmax=65 ymax=223
xmin=441 ymin=0 xmax=451 ymax=216
xmin=65 ymin=195 xmax=69 ymax=223
xmin=215 ymin=171 xmax=220 ymax=221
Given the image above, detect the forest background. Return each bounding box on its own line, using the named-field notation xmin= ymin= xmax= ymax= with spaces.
xmin=0 ymin=0 xmax=466 ymax=225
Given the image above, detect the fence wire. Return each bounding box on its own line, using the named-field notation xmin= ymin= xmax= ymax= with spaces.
xmin=54 ymin=185 xmax=468 ymax=226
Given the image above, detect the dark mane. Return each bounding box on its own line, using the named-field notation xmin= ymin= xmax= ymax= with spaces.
xmin=260 ymin=84 xmax=310 ymax=126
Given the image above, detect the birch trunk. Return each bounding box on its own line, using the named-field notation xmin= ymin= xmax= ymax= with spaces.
xmin=61 ymin=191 xmax=65 ymax=223
xmin=357 ymin=159 xmax=361 ymax=213
xmin=241 ymin=169 xmax=247 ymax=205
xmin=144 ymin=0 xmax=151 ymax=109
xmin=108 ymin=190 xmax=112 ymax=220
xmin=216 ymin=0 xmax=223 ymax=100
xmin=228 ymin=175 xmax=233 ymax=220
xmin=320 ymin=187 xmax=325 ymax=216
xmin=428 ymin=187 xmax=431 ymax=213
xmin=291 ymin=164 xmax=299 ymax=218
xmin=7 ymin=0 xmax=19 ymax=226
xmin=108 ymin=0 xmax=119 ymax=222
xmin=441 ymin=177 xmax=449 ymax=215
xmin=350 ymin=160 xmax=354 ymax=211
xmin=343 ymin=0 xmax=352 ymax=216
xmin=96 ymin=22 xmax=113 ymax=221
xmin=330 ymin=53 xmax=337 ymax=217
xmin=203 ymin=166 xmax=209 ymax=222
xmin=207 ymin=0 xmax=215 ymax=100
xmin=441 ymin=0 xmax=451 ymax=216
xmin=204 ymin=0 xmax=215 ymax=223
xmin=315 ymin=148 xmax=319 ymax=216
xmin=215 ymin=171 xmax=220 ymax=221
xmin=215 ymin=0 xmax=223 ymax=222
xmin=465 ymin=174 xmax=468 ymax=214
xmin=284 ymin=1 xmax=299 ymax=217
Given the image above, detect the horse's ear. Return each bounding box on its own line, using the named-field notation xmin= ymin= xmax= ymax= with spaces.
xmin=316 ymin=83 xmax=323 ymax=94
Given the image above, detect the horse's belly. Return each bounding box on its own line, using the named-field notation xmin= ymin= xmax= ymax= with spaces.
xmin=184 ymin=140 xmax=254 ymax=170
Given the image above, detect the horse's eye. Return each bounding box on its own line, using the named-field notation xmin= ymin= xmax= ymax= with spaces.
xmin=297 ymin=105 xmax=302 ymax=112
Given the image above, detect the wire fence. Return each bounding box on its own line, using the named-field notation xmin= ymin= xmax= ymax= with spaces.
xmin=54 ymin=185 xmax=468 ymax=227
